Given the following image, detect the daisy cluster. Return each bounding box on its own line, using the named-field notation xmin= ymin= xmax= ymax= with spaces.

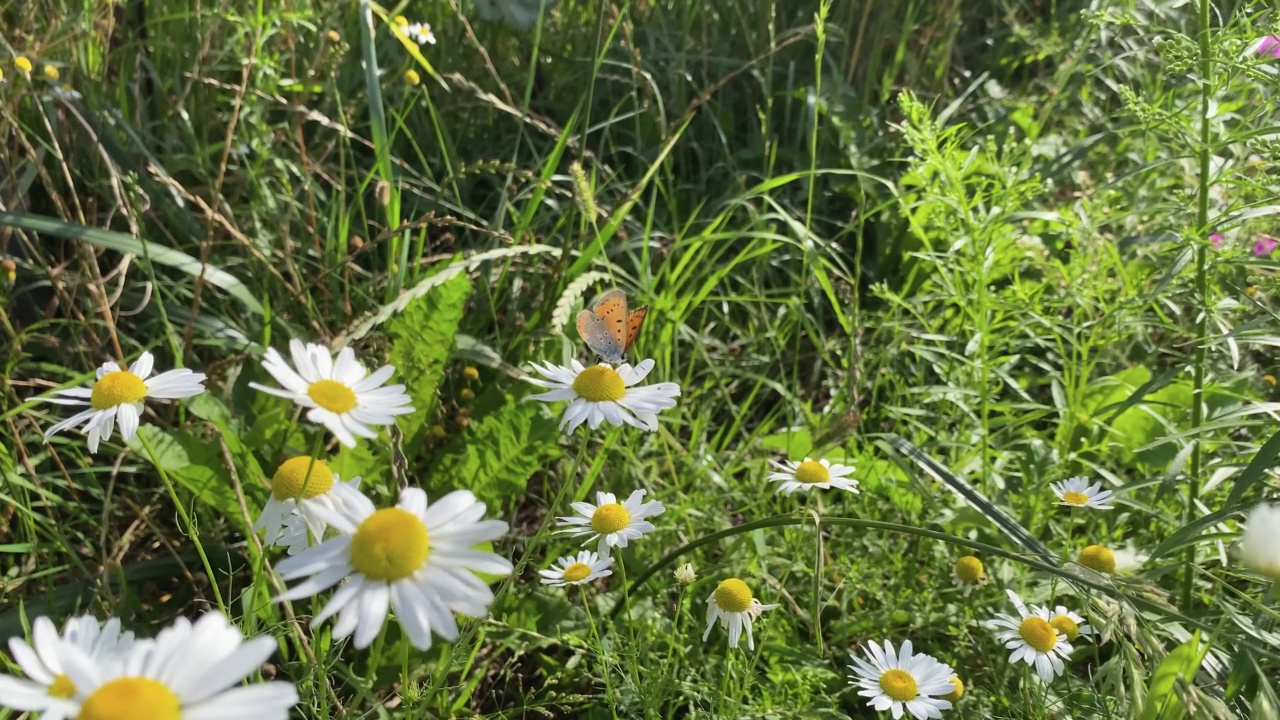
xmin=14 ymin=287 xmax=1280 ymax=720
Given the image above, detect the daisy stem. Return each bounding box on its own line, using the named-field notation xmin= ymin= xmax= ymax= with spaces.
xmin=350 ymin=623 xmax=389 ymax=712
xmin=137 ymin=430 xmax=227 ymax=613
xmin=809 ymin=502 xmax=824 ymax=655
xmin=615 ymin=558 xmax=645 ymax=692
xmin=580 ymin=588 xmax=621 ymax=719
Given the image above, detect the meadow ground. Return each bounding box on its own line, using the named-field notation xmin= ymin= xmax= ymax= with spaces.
xmin=2 ymin=0 xmax=1280 ymax=718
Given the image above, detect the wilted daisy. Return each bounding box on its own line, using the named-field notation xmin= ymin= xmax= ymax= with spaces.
xmin=1048 ymin=606 xmax=1095 ymax=643
xmin=38 ymin=351 xmax=206 ymax=453
xmin=539 ymin=549 xmax=613 ymax=587
xmin=702 ymin=578 xmax=778 ymax=650
xmin=0 ymin=615 xmax=134 ymax=714
xmin=523 ymin=359 xmax=680 ymax=433
xmin=952 ymin=555 xmax=988 ymax=596
xmin=405 ymin=21 xmax=436 ymax=45
xmin=557 ymin=489 xmax=665 ymax=555
xmin=767 ymin=457 xmax=859 ymax=495
xmin=1239 ymin=503 xmax=1280 ymax=582
xmin=250 ymin=339 xmax=414 ymax=448
xmin=254 ymin=456 xmax=368 ymax=555
xmin=275 ymin=487 xmax=512 ymax=651
xmin=847 ymin=639 xmax=955 ymax=720
xmin=1050 ymin=476 xmax=1115 ymax=510
xmin=2 ymin=612 xmax=297 ymax=720
xmin=987 ymin=589 xmax=1073 ymax=682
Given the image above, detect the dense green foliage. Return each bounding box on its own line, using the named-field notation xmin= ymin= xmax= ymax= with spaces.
xmin=2 ymin=0 xmax=1280 ymax=717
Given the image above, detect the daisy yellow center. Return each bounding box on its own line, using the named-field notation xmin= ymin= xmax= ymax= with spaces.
xmin=350 ymin=508 xmax=429 ymax=581
xmin=307 ymin=379 xmax=358 ymax=413
xmin=1051 ymin=614 xmax=1081 ymax=641
xmin=572 ymin=366 xmax=626 ymax=402
xmin=271 ymin=456 xmax=334 ymax=500
xmin=48 ymin=673 xmax=76 ymax=698
xmin=713 ymin=578 xmax=753 ymax=613
xmin=879 ymin=668 xmax=919 ymax=702
xmin=562 ymin=562 xmax=592 ymax=582
xmin=954 ymin=555 xmax=985 ymax=583
xmin=1062 ymin=491 xmax=1090 ymax=506
xmin=794 ymin=460 xmax=830 ymax=484
xmin=77 ymin=677 xmax=180 ymax=720
xmin=590 ymin=503 xmax=631 ymax=534
xmin=1078 ymin=544 xmax=1116 ymax=574
xmin=15 ymin=57 xmax=32 ymax=73
xmin=942 ymin=677 xmax=964 ymax=702
xmin=1018 ymin=616 xmax=1058 ymax=653
xmin=90 ymin=371 xmax=148 ymax=409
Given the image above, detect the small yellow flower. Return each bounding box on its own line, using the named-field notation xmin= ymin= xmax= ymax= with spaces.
xmin=0 ymin=67 xmax=5 ymax=83
xmin=463 ymin=366 xmax=480 ymax=381
xmin=15 ymin=56 xmax=33 ymax=74
xmin=326 ymin=30 xmax=341 ymax=43
xmin=1247 ymin=285 xmax=1259 ymax=297
xmin=404 ymin=69 xmax=421 ymax=87
xmin=459 ymin=388 xmax=475 ymax=402
xmin=42 ymin=64 xmax=60 ymax=81
xmin=942 ymin=677 xmax=964 ymax=702
xmin=1264 ymin=374 xmax=1276 ymax=387
xmin=394 ymin=15 xmax=409 ymax=26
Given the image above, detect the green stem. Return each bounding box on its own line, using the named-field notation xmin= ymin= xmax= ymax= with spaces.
xmin=138 ymin=431 xmax=227 ymax=613
xmin=580 ymin=588 xmax=620 ymax=719
xmin=349 ymin=623 xmax=389 ymax=712
xmin=810 ymin=504 xmax=824 ymax=655
xmin=1183 ymin=0 xmax=1213 ymax=613
xmin=609 ymin=515 xmax=1280 ymax=662
xmin=616 ymin=557 xmax=644 ymax=691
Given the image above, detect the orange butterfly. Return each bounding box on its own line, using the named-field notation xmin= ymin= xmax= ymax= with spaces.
xmin=576 ymin=289 xmax=647 ymax=364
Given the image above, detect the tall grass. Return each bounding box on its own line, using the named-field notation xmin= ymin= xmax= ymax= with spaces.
xmin=1 ymin=0 xmax=1279 ymax=717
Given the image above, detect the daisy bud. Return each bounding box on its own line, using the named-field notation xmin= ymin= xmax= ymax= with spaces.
xmin=15 ymin=56 xmax=32 ymax=74
xmin=326 ymin=30 xmax=341 ymax=42
xmin=463 ymin=366 xmax=480 ymax=380
xmin=404 ymin=69 xmax=421 ymax=86
xmin=1239 ymin=504 xmax=1280 ymax=582
xmin=42 ymin=64 xmax=59 ymax=81
xmin=674 ymin=562 xmax=697 ymax=584
xmin=942 ymin=676 xmax=964 ymax=702
xmin=459 ymin=388 xmax=475 ymax=402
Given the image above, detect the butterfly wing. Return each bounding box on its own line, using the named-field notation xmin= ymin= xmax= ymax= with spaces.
xmin=577 ymin=309 xmax=625 ymax=363
xmin=624 ymin=306 xmax=648 ymax=353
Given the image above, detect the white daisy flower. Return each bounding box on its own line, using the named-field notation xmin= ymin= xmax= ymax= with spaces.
xmin=847 ymin=639 xmax=956 ymax=720
xmin=1240 ymin=503 xmax=1280 ymax=582
xmin=0 ymin=612 xmax=297 ymax=720
xmin=987 ymin=589 xmax=1073 ymax=682
xmin=951 ymin=555 xmax=988 ymax=596
xmin=0 ymin=615 xmax=134 ymax=713
xmin=523 ymin=359 xmax=680 ymax=433
xmin=254 ymin=456 xmax=368 ymax=556
xmin=767 ymin=457 xmax=859 ymax=495
xmin=275 ymin=487 xmax=512 ymax=651
xmin=1050 ymin=476 xmax=1115 ymax=510
xmin=1047 ymin=606 xmax=1095 ymax=643
xmin=405 ymin=21 xmax=436 ymax=45
xmin=539 ymin=549 xmax=613 ymax=587
xmin=702 ymin=577 xmax=778 ymax=651
xmin=249 ymin=339 xmax=414 ymax=448
xmin=556 ymin=489 xmax=665 ymax=555
xmin=38 ymin=351 xmax=206 ymax=453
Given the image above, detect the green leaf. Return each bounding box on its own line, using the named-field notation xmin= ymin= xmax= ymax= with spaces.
xmin=134 ymin=426 xmax=240 ymax=519
xmin=884 ymin=435 xmax=1054 ymax=559
xmin=1226 ymin=427 xmax=1280 ymax=508
xmin=0 ymin=210 xmax=263 ymax=316
xmin=1141 ymin=632 xmax=1207 ymax=720
xmin=426 ymin=393 xmax=561 ymax=506
xmin=386 ymin=268 xmax=472 ymax=447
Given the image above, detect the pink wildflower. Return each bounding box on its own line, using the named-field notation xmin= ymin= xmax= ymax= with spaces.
xmin=1253 ymin=235 xmax=1278 ymax=257
xmin=1258 ymin=36 xmax=1280 ymax=58
xmin=1209 ymin=233 xmax=1225 ymax=249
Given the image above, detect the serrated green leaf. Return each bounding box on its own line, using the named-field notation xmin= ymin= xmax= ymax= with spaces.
xmin=386 ymin=269 xmax=472 ymax=448
xmin=427 ymin=393 xmax=560 ymax=506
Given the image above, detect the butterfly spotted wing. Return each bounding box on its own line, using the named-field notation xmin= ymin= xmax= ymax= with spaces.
xmin=624 ymin=306 xmax=647 ymax=356
xmin=577 ymin=289 xmax=629 ymax=363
